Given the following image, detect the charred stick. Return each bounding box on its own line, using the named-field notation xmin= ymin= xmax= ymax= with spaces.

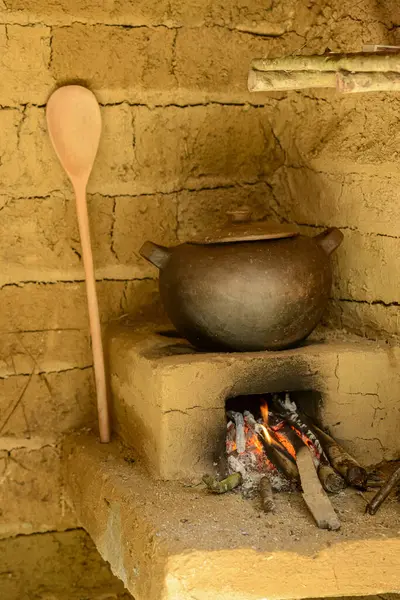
xmin=312 ymin=425 xmax=368 ymax=489
xmin=227 ymin=411 xmax=246 ymax=453
xmin=268 ymin=428 xmax=296 ymax=462
xmin=244 ymin=410 xmax=296 ymax=464
xmin=278 ymin=422 xmax=345 ymax=494
xmin=270 ymin=394 xmax=325 ymax=457
xmin=259 ymin=476 xmax=275 ymax=513
xmin=274 ymin=394 xmax=365 ymax=488
xmin=202 ymin=472 xmax=242 ymax=494
xmin=317 ymin=464 xmax=346 ymax=494
xmin=366 ymin=465 xmax=400 ymax=515
xmin=270 ymin=395 xmax=345 ymax=493
xmin=257 ymin=433 xmax=300 ymax=482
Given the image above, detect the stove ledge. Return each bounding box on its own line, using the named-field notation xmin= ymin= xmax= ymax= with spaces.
xmin=63 ymin=434 xmax=400 ymax=600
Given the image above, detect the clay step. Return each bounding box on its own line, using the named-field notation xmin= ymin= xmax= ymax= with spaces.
xmin=63 ymin=434 xmax=400 ymax=600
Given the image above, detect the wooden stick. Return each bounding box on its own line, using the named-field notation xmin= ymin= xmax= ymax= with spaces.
xmin=271 ymin=394 xmax=324 ymax=455
xmin=227 ymin=411 xmax=246 ymax=454
xmin=244 ymin=411 xmax=296 ymax=464
xmin=317 ymin=464 xmax=346 ymax=494
xmin=277 ymin=419 xmax=345 ymax=494
xmin=258 ymin=434 xmax=300 ymax=482
xmin=251 ymin=53 xmax=400 ymax=73
xmin=259 ymin=476 xmax=275 ymax=513
xmin=312 ymin=425 xmax=368 ymax=489
xmin=337 ymin=71 xmax=400 ymax=93
xmin=366 ymin=465 xmax=400 ymax=515
xmin=248 ymin=69 xmax=335 ymax=92
xmin=296 ymin=445 xmax=341 ymax=531
xmin=202 ymin=472 xmax=242 ymax=494
xmin=363 ymin=45 xmax=400 ymax=53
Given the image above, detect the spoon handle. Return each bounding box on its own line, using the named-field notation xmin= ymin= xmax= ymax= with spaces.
xmin=74 ymin=180 xmax=110 ymax=443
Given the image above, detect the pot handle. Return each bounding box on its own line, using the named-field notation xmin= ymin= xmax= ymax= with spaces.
xmin=140 ymin=241 xmax=171 ymax=270
xmin=315 ymin=227 xmax=344 ymax=255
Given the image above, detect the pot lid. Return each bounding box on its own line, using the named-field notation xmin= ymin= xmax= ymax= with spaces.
xmin=190 ymin=209 xmax=300 ymax=244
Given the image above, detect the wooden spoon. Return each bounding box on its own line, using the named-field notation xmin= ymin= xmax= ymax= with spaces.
xmin=46 ymin=85 xmax=110 ymax=443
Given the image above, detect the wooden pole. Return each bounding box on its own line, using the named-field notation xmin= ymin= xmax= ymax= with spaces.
xmin=337 ymin=71 xmax=400 ymax=93
xmin=251 ymin=53 xmax=400 ymax=73
xmin=248 ymin=52 xmax=400 ymax=93
xmin=248 ymin=69 xmax=335 ymax=92
xmin=248 ymin=68 xmax=400 ymax=93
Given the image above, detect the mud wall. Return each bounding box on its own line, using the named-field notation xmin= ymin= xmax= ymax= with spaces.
xmin=1 ymin=0 xmax=399 ymax=539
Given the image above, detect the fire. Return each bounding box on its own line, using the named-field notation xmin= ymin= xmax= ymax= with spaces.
xmin=274 ymin=429 xmax=296 ymax=458
xmin=260 ymin=399 xmax=269 ymax=425
xmin=257 ymin=423 xmax=272 ymax=445
xmin=226 ymin=397 xmax=319 ymax=478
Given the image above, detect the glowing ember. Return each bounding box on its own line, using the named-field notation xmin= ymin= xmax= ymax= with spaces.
xmin=226 ymin=396 xmax=321 ymax=493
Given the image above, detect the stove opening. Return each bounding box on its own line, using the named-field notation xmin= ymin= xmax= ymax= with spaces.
xmin=210 ymin=391 xmax=380 ymax=530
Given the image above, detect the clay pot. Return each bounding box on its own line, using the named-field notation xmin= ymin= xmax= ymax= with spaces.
xmin=140 ymin=212 xmax=343 ymax=352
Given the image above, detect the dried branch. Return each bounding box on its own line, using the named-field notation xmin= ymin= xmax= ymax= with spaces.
xmin=0 ymin=367 xmax=34 ymax=434
xmin=277 ymin=418 xmax=345 ymax=494
xmin=312 ymin=425 xmax=368 ymax=489
xmin=366 ymin=465 xmax=400 ymax=515
xmin=259 ymin=476 xmax=275 ymax=513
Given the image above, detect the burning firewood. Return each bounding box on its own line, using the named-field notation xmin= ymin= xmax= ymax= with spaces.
xmin=257 ymin=433 xmax=300 ymax=482
xmin=270 ymin=395 xmax=345 ymax=494
xmin=202 ymin=472 xmax=242 ymax=494
xmin=244 ymin=410 xmax=296 ymax=464
xmin=284 ymin=423 xmax=344 ymax=494
xmin=259 ymin=476 xmax=275 ymax=513
xmin=311 ymin=425 xmax=368 ymax=489
xmin=296 ymin=445 xmax=341 ymax=531
xmin=366 ymin=465 xmax=400 ymax=515
xmin=270 ymin=394 xmax=325 ymax=455
xmin=227 ymin=411 xmax=246 ymax=454
xmin=240 ymin=410 xmax=299 ymax=482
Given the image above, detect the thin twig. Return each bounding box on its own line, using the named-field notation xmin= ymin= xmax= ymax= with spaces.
xmin=0 ymin=367 xmax=35 ymax=434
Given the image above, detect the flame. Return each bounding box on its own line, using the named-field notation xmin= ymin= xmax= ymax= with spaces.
xmin=290 ymin=425 xmax=321 ymax=460
xmin=226 ymin=398 xmax=319 ymax=477
xmin=260 ymin=400 xmax=269 ymax=425
xmin=257 ymin=423 xmax=272 ymax=445
xmin=274 ymin=430 xmax=296 ymax=458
